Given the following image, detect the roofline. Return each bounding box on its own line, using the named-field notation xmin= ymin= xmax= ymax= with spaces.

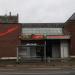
xmin=21 ymin=23 xmax=64 ymax=24
xmin=21 ymin=23 xmax=64 ymax=28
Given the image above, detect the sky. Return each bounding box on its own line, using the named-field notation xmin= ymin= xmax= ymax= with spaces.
xmin=0 ymin=0 xmax=75 ymax=23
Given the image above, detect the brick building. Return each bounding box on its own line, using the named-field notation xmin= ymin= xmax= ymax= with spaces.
xmin=0 ymin=13 xmax=21 ymax=59
xmin=0 ymin=13 xmax=75 ymax=62
xmin=64 ymin=13 xmax=75 ymax=57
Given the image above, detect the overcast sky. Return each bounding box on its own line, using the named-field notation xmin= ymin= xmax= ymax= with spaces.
xmin=0 ymin=0 xmax=75 ymax=23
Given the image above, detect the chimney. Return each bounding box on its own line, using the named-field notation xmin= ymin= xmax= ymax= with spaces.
xmin=17 ymin=13 xmax=19 ymax=17
xmin=9 ymin=12 xmax=11 ymax=16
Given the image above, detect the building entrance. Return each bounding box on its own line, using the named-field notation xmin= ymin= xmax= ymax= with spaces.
xmin=18 ymin=45 xmax=44 ymax=62
xmin=17 ymin=40 xmax=45 ymax=62
xmin=46 ymin=45 xmax=52 ymax=58
xmin=46 ymin=40 xmax=60 ymax=58
xmin=17 ymin=40 xmax=61 ymax=63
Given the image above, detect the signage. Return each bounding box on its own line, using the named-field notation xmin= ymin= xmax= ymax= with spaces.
xmin=32 ymin=35 xmax=44 ymax=39
xmin=46 ymin=35 xmax=70 ymax=39
xmin=20 ymin=35 xmax=70 ymax=40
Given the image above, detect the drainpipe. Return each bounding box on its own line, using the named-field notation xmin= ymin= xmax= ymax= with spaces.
xmin=44 ymin=40 xmax=46 ymax=63
xmin=16 ymin=47 xmax=19 ymax=62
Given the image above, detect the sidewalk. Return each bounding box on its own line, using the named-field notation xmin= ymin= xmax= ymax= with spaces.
xmin=0 ymin=58 xmax=75 ymax=69
xmin=0 ymin=62 xmax=75 ymax=69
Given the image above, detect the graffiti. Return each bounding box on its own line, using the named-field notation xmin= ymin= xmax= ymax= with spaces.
xmin=0 ymin=26 xmax=18 ymax=36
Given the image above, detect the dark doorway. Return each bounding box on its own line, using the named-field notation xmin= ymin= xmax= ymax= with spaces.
xmin=46 ymin=40 xmax=60 ymax=58
xmin=46 ymin=40 xmax=52 ymax=58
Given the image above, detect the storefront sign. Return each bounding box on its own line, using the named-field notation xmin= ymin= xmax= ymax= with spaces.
xmin=46 ymin=35 xmax=70 ymax=39
xmin=32 ymin=35 xmax=44 ymax=39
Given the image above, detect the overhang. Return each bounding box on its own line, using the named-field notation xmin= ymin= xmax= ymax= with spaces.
xmin=19 ymin=35 xmax=70 ymax=40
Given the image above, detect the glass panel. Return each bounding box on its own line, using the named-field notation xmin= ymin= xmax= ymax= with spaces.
xmin=22 ymin=28 xmax=63 ymax=35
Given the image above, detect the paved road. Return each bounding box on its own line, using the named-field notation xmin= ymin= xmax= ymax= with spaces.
xmin=0 ymin=67 xmax=75 ymax=75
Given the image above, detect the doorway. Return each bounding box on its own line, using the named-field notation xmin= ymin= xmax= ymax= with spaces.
xmin=46 ymin=40 xmax=60 ymax=58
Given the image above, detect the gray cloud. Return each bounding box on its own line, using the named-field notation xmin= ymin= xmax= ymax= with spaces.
xmin=0 ymin=0 xmax=75 ymax=23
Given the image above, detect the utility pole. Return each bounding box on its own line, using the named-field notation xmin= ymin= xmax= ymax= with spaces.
xmin=44 ymin=40 xmax=46 ymax=63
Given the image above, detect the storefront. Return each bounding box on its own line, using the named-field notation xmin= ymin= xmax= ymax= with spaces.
xmin=0 ymin=13 xmax=75 ymax=62
xmin=17 ymin=34 xmax=70 ymax=62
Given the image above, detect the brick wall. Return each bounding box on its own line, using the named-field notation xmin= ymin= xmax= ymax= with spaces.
xmin=0 ymin=23 xmax=21 ymax=57
xmin=64 ymin=21 xmax=75 ymax=56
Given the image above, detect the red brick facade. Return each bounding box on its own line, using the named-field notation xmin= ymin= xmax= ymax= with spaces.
xmin=64 ymin=20 xmax=75 ymax=56
xmin=0 ymin=23 xmax=21 ymax=57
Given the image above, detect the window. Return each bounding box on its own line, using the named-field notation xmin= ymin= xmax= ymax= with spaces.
xmin=22 ymin=28 xmax=63 ymax=35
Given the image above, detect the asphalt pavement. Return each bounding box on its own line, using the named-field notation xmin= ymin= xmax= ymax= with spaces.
xmin=0 ymin=67 xmax=75 ymax=75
